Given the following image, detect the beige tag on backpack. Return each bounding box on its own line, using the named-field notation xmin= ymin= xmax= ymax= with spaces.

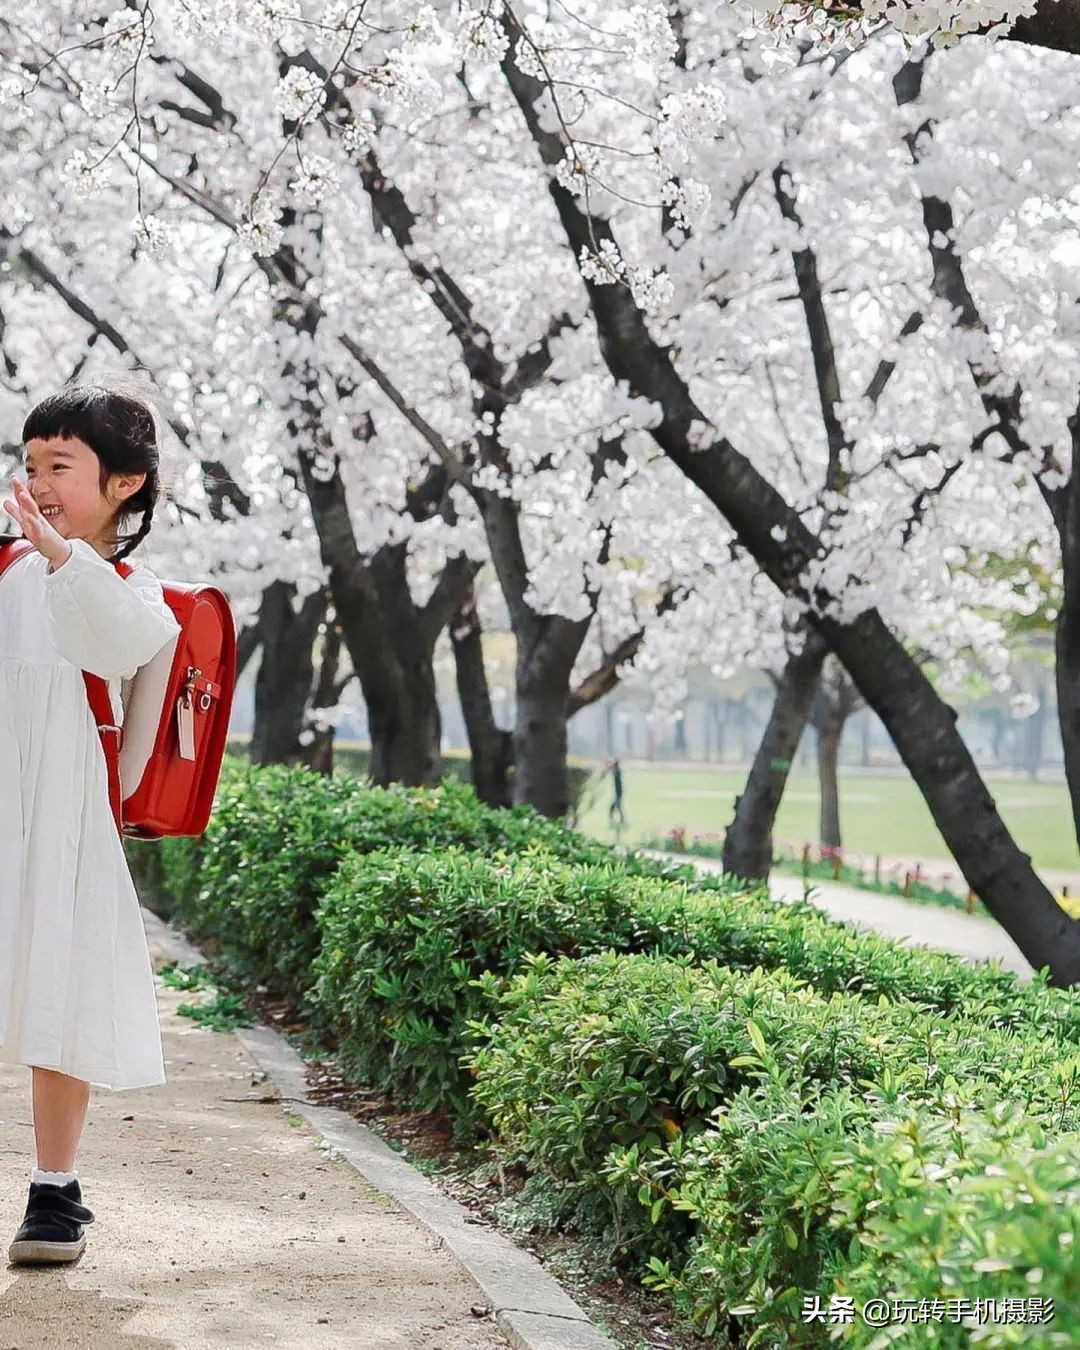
xmin=176 ymin=692 xmax=196 ymax=761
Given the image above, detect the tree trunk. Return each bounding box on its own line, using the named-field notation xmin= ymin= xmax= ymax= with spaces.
xmin=674 ymin=710 xmax=687 ymax=756
xmin=450 ymin=585 xmax=513 ymax=806
xmin=1023 ymin=681 xmax=1047 ymax=780
xmin=361 ymin=543 xmax=444 ymax=787
xmin=473 ymin=481 xmax=591 ymax=816
xmin=991 ymin=709 xmax=1007 ymax=764
xmin=712 ymin=699 xmax=726 ymax=763
xmin=1055 ymin=441 xmax=1080 ymax=846
xmin=811 ymin=658 xmax=860 ymax=851
xmin=363 ymin=667 xmax=441 ymax=785
xmin=237 ymin=618 xmax=260 ymax=679
xmin=303 ymin=608 xmax=343 ymax=777
xmin=271 ymin=191 xmax=465 ymax=792
xmin=817 ymin=723 xmax=842 ymax=850
xmin=293 ymin=437 xmax=469 ymax=790
xmin=817 ymin=608 xmax=1080 ymax=975
xmin=514 ymin=678 xmax=572 ymax=817
xmin=250 ymin=581 xmax=328 ymax=766
xmin=723 ymin=628 xmax=826 ymax=880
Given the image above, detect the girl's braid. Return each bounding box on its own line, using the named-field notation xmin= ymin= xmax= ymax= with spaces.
xmin=110 ymin=499 xmax=155 ymax=563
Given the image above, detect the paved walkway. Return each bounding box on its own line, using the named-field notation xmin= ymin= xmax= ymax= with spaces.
xmin=647 ymin=850 xmax=1036 ymax=981
xmin=0 ymin=930 xmax=512 ymax=1349
xmin=784 ymin=847 xmax=1080 ymax=900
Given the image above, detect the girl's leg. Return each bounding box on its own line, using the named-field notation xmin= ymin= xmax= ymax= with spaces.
xmin=30 ymin=1066 xmax=91 ymax=1172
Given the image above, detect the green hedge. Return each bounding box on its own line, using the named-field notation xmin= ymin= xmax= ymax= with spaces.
xmin=127 ymin=757 xmax=735 ymax=1001
xmin=625 ymin=876 xmax=1080 ymax=1046
xmin=224 ymin=737 xmax=596 ymax=815
xmin=466 ymin=950 xmax=1080 ymax=1344
xmin=614 ymin=1084 xmax=1080 ymax=1346
xmin=465 ymin=948 xmax=1080 ymax=1213
xmin=307 ymin=848 xmax=664 ymax=1132
xmin=126 ymin=757 xmax=1080 ymax=1346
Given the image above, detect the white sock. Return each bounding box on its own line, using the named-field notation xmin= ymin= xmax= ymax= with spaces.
xmin=31 ymin=1167 xmax=78 ymax=1187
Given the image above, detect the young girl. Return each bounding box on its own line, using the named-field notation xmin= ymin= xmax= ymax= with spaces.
xmin=1 ymin=381 xmax=182 ymax=1266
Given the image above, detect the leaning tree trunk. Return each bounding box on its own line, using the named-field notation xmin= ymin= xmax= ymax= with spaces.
xmin=450 ymin=586 xmax=513 ymax=806
xmin=250 ymin=581 xmax=328 ymax=766
xmin=723 ymin=627 xmax=827 ymax=880
xmin=1057 ymin=601 xmax=1080 ymax=840
xmin=1055 ymin=444 xmax=1080 ymax=847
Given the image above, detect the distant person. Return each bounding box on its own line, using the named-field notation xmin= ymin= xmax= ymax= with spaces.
xmin=607 ymin=756 xmax=626 ymax=826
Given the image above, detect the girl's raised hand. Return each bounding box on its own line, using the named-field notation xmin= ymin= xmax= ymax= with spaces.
xmin=3 ymin=477 xmax=72 ymax=570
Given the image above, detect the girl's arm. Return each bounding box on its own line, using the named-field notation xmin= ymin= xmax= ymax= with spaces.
xmin=44 ymin=537 xmax=181 ymax=681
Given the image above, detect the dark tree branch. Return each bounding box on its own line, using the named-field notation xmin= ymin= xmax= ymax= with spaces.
xmin=894 ymin=52 xmax=1066 ymax=524
xmin=863 ymin=309 xmax=924 ymax=406
xmin=772 ymin=162 xmax=851 ymax=488
xmin=419 ymin=551 xmax=482 ymax=651
xmin=1007 ymin=1 xmax=1080 ymax=54
xmin=568 ymin=584 xmax=682 ymax=716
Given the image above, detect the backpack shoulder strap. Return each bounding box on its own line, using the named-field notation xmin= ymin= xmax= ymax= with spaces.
xmin=84 ymin=671 xmax=123 ymax=831
xmin=0 ymin=537 xmax=35 ymax=578
xmin=85 ymin=554 xmax=134 ymax=837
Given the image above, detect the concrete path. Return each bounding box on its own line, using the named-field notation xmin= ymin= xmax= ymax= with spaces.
xmin=0 ymin=933 xmax=517 ymax=1349
xmin=785 ymin=847 xmax=1080 ymax=900
xmin=647 ymin=850 xmax=1037 ymax=981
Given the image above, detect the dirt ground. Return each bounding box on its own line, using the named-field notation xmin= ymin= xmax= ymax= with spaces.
xmin=0 ymin=962 xmax=510 ymax=1349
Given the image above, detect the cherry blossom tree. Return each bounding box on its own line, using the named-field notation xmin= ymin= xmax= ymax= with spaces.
xmin=5 ymin=3 xmax=1080 ymax=978
xmin=0 ymin=3 xmax=744 ymax=814
xmin=482 ymin=3 xmax=1079 ymax=974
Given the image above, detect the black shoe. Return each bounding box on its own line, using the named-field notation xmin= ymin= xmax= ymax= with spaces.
xmin=7 ymin=1179 xmax=95 ymax=1266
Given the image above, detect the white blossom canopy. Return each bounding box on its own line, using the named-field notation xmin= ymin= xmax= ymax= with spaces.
xmin=0 ymin=1 xmax=1066 ymax=713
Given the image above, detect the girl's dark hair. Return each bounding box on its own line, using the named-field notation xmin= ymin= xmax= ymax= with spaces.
xmin=21 ymin=377 xmax=166 ymax=563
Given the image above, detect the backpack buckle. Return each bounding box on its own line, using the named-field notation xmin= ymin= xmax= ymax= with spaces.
xmin=97 ymin=723 xmax=125 ymax=752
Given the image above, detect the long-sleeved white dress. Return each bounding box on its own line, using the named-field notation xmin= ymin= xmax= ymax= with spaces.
xmin=0 ymin=536 xmax=182 ymax=1089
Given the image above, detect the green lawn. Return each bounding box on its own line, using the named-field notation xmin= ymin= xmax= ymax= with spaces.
xmin=577 ymin=763 xmax=1080 ymax=875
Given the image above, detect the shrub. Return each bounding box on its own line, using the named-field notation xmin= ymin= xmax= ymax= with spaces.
xmin=171 ymin=760 xmax=364 ymax=994
xmin=144 ymin=757 xmax=740 ymax=1001
xmin=308 ymin=848 xmax=669 ymax=1136
xmin=616 ymin=1085 xmax=1080 ymax=1346
xmin=625 ymin=876 xmax=1080 ymax=1047
xmin=225 ymin=737 xmax=596 ymax=815
xmin=465 ymin=949 xmax=1080 ymax=1275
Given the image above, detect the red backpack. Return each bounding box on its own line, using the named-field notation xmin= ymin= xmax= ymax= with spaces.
xmin=0 ymin=537 xmax=236 ymax=840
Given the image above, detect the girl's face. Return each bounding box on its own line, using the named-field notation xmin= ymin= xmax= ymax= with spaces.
xmin=23 ymin=434 xmax=144 ymax=551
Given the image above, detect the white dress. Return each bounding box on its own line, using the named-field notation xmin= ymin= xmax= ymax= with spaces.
xmin=0 ymin=536 xmax=182 ymax=1090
